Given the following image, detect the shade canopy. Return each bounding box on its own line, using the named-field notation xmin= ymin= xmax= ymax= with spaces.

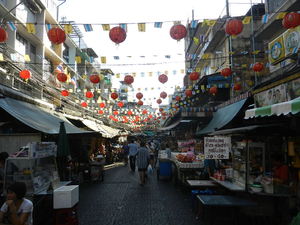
xmin=196 ymin=99 xmax=247 ymax=135
xmin=0 ymin=97 xmax=90 ymax=134
xmin=245 ymin=98 xmax=300 ymax=119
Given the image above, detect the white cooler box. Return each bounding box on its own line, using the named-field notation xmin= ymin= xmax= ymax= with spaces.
xmin=53 ymin=185 xmax=79 ymax=209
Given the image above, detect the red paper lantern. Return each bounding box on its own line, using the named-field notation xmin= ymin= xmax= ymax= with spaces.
xmin=19 ymin=70 xmax=31 ymax=80
xmin=170 ymin=24 xmax=187 ymax=41
xmin=90 ymin=74 xmax=100 ymax=84
xmin=221 ymin=68 xmax=232 ymax=77
xmin=175 ymin=96 xmax=181 ymax=101
xmin=81 ymin=102 xmax=88 ymax=107
xmin=158 ymin=74 xmax=168 ymax=84
xmin=142 ymin=110 xmax=148 ymax=114
xmin=124 ymin=75 xmax=134 ymax=85
xmin=111 ymin=92 xmax=118 ymax=100
xmin=159 ymin=108 xmax=164 ymax=112
xmin=185 ymin=89 xmax=192 ymax=97
xmin=156 ymin=99 xmax=162 ymax=104
xmin=99 ymin=102 xmax=106 ymax=108
xmin=137 ymin=100 xmax=143 ymax=106
xmin=160 ymin=91 xmax=167 ymax=99
xmin=225 ymin=19 xmax=243 ymax=36
xmin=61 ymin=90 xmax=69 ymax=97
xmin=98 ymin=110 xmax=104 ymax=114
xmin=189 ymin=72 xmax=200 ymax=81
xmin=113 ymin=111 xmax=119 ymax=115
xmin=282 ymin=12 xmax=300 ymax=29
xmin=209 ymin=86 xmax=218 ymax=95
xmin=109 ymin=27 xmax=126 ymax=44
xmin=253 ymin=62 xmax=264 ymax=72
xmin=233 ymin=83 xmax=242 ymax=91
xmin=148 ymin=115 xmax=153 ymax=119
xmin=0 ymin=28 xmax=8 ymax=43
xmin=47 ymin=28 xmax=66 ymax=44
xmin=117 ymin=101 xmax=124 ymax=107
xmin=136 ymin=92 xmax=143 ymax=100
xmin=85 ymin=91 xmax=94 ymax=98
xmin=127 ymin=110 xmax=133 ymax=115
xmin=57 ymin=73 xmax=67 ymax=82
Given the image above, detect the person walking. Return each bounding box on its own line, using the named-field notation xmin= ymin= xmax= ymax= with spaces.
xmin=128 ymin=140 xmax=138 ymax=172
xmin=136 ymin=141 xmax=150 ymax=185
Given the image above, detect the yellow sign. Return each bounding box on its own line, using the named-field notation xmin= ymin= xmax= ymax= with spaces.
xmin=268 ymin=35 xmax=285 ymax=65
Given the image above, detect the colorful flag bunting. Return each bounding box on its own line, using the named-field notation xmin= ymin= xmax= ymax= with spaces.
xmin=154 ymin=22 xmax=162 ymax=28
xmin=113 ymin=56 xmax=119 ymax=60
xmin=45 ymin=24 xmax=52 ymax=31
xmin=102 ymin=24 xmax=110 ymax=31
xmin=26 ymin=23 xmax=36 ymax=34
xmin=120 ymin=24 xmax=127 ymax=32
xmin=7 ymin=21 xmax=16 ymax=31
xmin=83 ymin=24 xmax=93 ymax=32
xmin=165 ymin=55 xmax=171 ymax=59
xmin=193 ymin=37 xmax=199 ymax=45
xmin=138 ymin=23 xmax=146 ymax=32
xmin=276 ymin=12 xmax=287 ymax=20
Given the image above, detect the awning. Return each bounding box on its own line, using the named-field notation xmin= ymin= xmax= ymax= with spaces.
xmin=245 ymin=98 xmax=300 ymax=119
xmin=210 ymin=124 xmax=278 ymax=135
xmin=100 ymin=124 xmax=120 ymax=138
xmin=196 ymin=98 xmax=247 ymax=135
xmin=82 ymin=119 xmax=114 ymax=138
xmin=0 ymin=97 xmax=90 ymax=134
xmin=158 ymin=119 xmax=182 ymax=131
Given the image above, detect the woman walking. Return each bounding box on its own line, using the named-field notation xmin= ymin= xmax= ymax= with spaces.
xmin=136 ymin=141 xmax=150 ymax=185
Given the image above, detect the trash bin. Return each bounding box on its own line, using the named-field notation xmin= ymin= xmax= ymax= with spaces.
xmin=157 ymin=160 xmax=172 ymax=180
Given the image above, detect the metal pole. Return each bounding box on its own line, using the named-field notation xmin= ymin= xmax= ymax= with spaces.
xmin=56 ymin=0 xmax=66 ymax=22
xmin=250 ymin=0 xmax=258 ymax=85
xmin=226 ymin=0 xmax=234 ymax=97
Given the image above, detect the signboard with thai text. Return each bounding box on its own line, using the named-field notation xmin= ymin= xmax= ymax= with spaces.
xmin=204 ymin=136 xmax=231 ymax=159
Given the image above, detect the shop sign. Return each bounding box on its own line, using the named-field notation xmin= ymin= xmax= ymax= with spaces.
xmin=204 ymin=136 xmax=231 ymax=159
xmin=254 ymin=77 xmax=300 ymax=107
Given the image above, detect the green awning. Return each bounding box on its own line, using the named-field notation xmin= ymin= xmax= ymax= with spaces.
xmin=245 ymin=98 xmax=300 ymax=119
xmin=196 ymin=98 xmax=247 ymax=136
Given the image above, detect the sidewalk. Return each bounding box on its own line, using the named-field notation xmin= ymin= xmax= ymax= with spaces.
xmin=78 ymin=165 xmax=201 ymax=225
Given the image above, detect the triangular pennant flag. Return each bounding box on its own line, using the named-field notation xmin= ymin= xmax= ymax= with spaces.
xmin=149 ymin=72 xmax=153 ymax=77
xmin=207 ymin=20 xmax=217 ymax=26
xmin=191 ymin=20 xmax=198 ymax=28
xmin=24 ymin=54 xmax=31 ymax=62
xmin=113 ymin=56 xmax=119 ymax=60
xmin=173 ymin=21 xmax=181 ymax=25
xmin=165 ymin=55 xmax=171 ymax=59
xmin=64 ymin=24 xmax=73 ymax=34
xmin=242 ymin=16 xmax=252 ymax=24
xmin=202 ymin=19 xmax=209 ymax=27
xmin=101 ymin=57 xmax=106 ymax=64
xmin=138 ymin=23 xmax=146 ymax=32
xmin=0 ymin=53 xmax=4 ymax=61
xmin=75 ymin=56 xmax=82 ymax=63
xmin=116 ymin=74 xmax=120 ymax=78
xmin=173 ymin=70 xmax=177 ymax=75
xmin=193 ymin=37 xmax=199 ymax=45
xmin=180 ymin=69 xmax=184 ymax=74
xmin=83 ymin=24 xmax=93 ymax=32
xmin=7 ymin=21 xmax=16 ymax=31
xmin=45 ymin=24 xmax=52 ymax=32
xmin=154 ymin=22 xmax=162 ymax=28
xmin=120 ymin=24 xmax=127 ymax=32
xmin=26 ymin=23 xmax=36 ymax=34
xmin=102 ymin=24 xmax=110 ymax=31
xmin=262 ymin=14 xmax=269 ymax=24
xmin=195 ymin=68 xmax=200 ymax=72
xmin=276 ymin=12 xmax=287 ymax=20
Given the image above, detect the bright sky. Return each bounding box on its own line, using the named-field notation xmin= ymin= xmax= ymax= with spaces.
xmin=60 ymin=0 xmax=264 ymax=108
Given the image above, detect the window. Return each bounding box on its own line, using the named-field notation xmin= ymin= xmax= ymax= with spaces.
xmin=63 ymin=44 xmax=69 ymax=63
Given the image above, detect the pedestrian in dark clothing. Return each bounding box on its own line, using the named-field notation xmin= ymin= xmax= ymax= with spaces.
xmin=128 ymin=140 xmax=138 ymax=172
xmin=136 ymin=141 xmax=150 ymax=185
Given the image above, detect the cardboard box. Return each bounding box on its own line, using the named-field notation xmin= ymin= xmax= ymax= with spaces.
xmin=53 ymin=185 xmax=79 ymax=209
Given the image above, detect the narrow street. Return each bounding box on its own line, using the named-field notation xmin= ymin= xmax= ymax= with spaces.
xmin=78 ymin=165 xmax=200 ymax=225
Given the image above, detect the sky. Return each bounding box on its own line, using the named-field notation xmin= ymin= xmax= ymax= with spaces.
xmin=60 ymin=0 xmax=264 ymax=108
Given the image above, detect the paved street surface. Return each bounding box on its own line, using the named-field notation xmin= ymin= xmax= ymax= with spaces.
xmin=78 ymin=165 xmax=201 ymax=225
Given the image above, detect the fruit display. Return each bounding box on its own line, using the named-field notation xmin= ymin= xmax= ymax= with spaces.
xmin=176 ymin=153 xmax=196 ymax=163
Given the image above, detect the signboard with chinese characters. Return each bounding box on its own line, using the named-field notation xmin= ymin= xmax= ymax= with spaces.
xmin=268 ymin=36 xmax=285 ymax=65
xmin=204 ymin=136 xmax=231 ymax=159
xmin=283 ymin=26 xmax=300 ymax=57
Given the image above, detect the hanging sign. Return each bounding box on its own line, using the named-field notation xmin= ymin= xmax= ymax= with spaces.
xmin=204 ymin=136 xmax=231 ymax=159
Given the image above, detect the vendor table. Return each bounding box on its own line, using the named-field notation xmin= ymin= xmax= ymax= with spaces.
xmin=186 ymin=180 xmax=217 ymax=188
xmin=197 ymin=195 xmax=256 ymax=225
xmin=210 ymin=176 xmax=245 ymax=192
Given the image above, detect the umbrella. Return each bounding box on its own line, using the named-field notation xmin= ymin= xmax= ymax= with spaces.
xmin=57 ymin=122 xmax=70 ymax=181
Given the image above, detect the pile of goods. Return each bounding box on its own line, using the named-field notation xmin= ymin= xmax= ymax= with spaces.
xmin=176 ymin=153 xmax=195 ymax=163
